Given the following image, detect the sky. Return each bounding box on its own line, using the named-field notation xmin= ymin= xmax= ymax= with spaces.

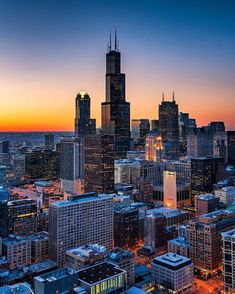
xmin=0 ymin=0 xmax=235 ymax=131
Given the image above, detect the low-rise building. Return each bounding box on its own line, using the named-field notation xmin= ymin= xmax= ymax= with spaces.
xmin=152 ymin=253 xmax=193 ymax=293
xmin=215 ymin=186 xmax=235 ymax=205
xmin=167 ymin=237 xmax=190 ymax=258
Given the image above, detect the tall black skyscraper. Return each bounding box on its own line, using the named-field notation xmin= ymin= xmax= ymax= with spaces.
xmin=101 ymin=31 xmax=130 ymax=159
xmin=158 ymin=93 xmax=180 ymax=159
xmin=74 ymin=90 xmax=96 ymax=137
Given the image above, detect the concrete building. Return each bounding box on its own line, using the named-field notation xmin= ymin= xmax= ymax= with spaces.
xmin=66 ymin=244 xmax=108 ymax=271
xmin=152 ymin=253 xmax=193 ymax=293
xmin=131 ymin=119 xmax=150 ymax=148
xmin=167 ymin=237 xmax=190 ymax=258
xmin=195 ymin=194 xmax=220 ymax=214
xmin=109 ymin=248 xmax=135 ymax=287
xmin=221 ymin=229 xmax=235 ymax=293
xmin=189 ymin=210 xmax=235 ymax=277
xmin=29 ymin=232 xmax=49 ymax=263
xmin=0 ymin=283 xmax=33 ymax=294
xmin=214 ymin=186 xmax=235 ymax=205
xmin=166 ymin=160 xmax=191 ymax=185
xmin=77 ymin=262 xmax=127 ymax=294
xmin=115 ymin=159 xmax=132 ymax=184
xmin=60 ymin=137 xmax=84 ymax=194
xmin=49 ymin=193 xmax=113 ymax=267
xmin=34 ymin=268 xmax=79 ymax=294
xmin=2 ymin=235 xmax=31 ymax=269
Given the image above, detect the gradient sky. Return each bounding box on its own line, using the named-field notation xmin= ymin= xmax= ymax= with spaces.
xmin=1 ymin=0 xmax=235 ymax=131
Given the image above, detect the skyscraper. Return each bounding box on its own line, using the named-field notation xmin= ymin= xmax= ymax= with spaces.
xmin=60 ymin=137 xmax=84 ymax=194
xmin=44 ymin=133 xmax=55 ymax=150
xmin=84 ymin=134 xmax=114 ymax=194
xmin=158 ymin=93 xmax=179 ymax=159
xmin=48 ymin=193 xmax=113 ymax=267
xmin=101 ymin=31 xmax=130 ymax=159
xmin=74 ymin=90 xmax=96 ymax=137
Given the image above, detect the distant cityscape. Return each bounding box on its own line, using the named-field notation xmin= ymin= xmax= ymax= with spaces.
xmin=0 ymin=30 xmax=235 ymax=294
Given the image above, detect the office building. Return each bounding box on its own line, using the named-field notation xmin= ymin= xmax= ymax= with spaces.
xmin=24 ymin=150 xmax=59 ymax=179
xmin=150 ymin=119 xmax=158 ymax=131
xmin=0 ymin=283 xmax=33 ymax=294
xmin=191 ymin=157 xmax=223 ymax=199
xmin=213 ymin=132 xmax=227 ymax=161
xmin=214 ymin=186 xmax=235 ymax=205
xmin=145 ymin=130 xmax=163 ymax=162
xmin=153 ymin=183 xmax=191 ymax=209
xmin=221 ymin=229 xmax=235 ymax=293
xmin=60 ymin=137 xmax=84 ymax=194
xmin=29 ymin=231 xmax=49 ymax=263
xmin=0 ymin=187 xmax=9 ymax=238
xmin=195 ymin=194 xmax=220 ymax=214
xmin=189 ymin=210 xmax=235 ymax=277
xmin=66 ymin=244 xmax=108 ymax=271
xmin=44 ymin=133 xmax=55 ymax=150
xmin=166 ymin=160 xmax=191 ymax=185
xmin=131 ymin=119 xmax=150 ymax=148
xmin=0 ymin=141 xmax=9 ymax=154
xmin=158 ymin=94 xmax=179 ymax=159
xmin=7 ymin=199 xmax=37 ymax=236
xmin=49 ymin=193 xmax=113 ymax=267
xmin=114 ymin=207 xmax=139 ymax=249
xmin=78 ymin=261 xmax=127 ymax=294
xmin=144 ymin=213 xmax=167 ymax=250
xmin=84 ymin=134 xmax=114 ymax=194
xmin=168 ymin=237 xmax=190 ymax=258
xmin=227 ymin=131 xmax=235 ymax=165
xmin=34 ymin=268 xmax=79 ymax=294
xmin=2 ymin=235 xmax=31 ymax=269
xmin=101 ymin=31 xmax=130 ymax=159
xmin=115 ymin=159 xmax=132 ymax=184
xmin=152 ymin=253 xmax=193 ymax=293
xmin=74 ymin=90 xmax=96 ymax=137
xmin=187 ymin=127 xmax=208 ymax=158
xmin=109 ymin=248 xmax=135 ymax=287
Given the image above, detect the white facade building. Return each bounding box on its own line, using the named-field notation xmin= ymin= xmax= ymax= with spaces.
xmin=214 ymin=186 xmax=235 ymax=205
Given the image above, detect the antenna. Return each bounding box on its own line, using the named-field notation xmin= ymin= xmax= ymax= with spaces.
xmin=162 ymin=92 xmax=165 ymax=102
xmin=115 ymin=27 xmax=118 ymax=51
xmin=108 ymin=29 xmax=112 ymax=52
xmin=173 ymin=91 xmax=175 ymax=101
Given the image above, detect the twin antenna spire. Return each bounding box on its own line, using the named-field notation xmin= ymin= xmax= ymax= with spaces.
xmin=107 ymin=28 xmax=119 ymax=52
xmin=162 ymin=92 xmax=175 ymax=102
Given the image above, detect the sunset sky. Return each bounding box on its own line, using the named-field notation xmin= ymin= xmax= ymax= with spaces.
xmin=1 ymin=0 xmax=235 ymax=131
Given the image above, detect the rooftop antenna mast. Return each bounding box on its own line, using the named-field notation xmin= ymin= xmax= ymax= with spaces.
xmin=107 ymin=29 xmax=112 ymax=52
xmin=115 ymin=27 xmax=119 ymax=51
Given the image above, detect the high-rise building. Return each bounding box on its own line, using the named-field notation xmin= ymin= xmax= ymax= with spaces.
xmin=163 ymin=171 xmax=177 ymax=209
xmin=7 ymin=199 xmax=37 ymax=236
xmin=114 ymin=207 xmax=139 ymax=249
xmin=74 ymin=90 xmax=96 ymax=137
xmin=145 ymin=130 xmax=164 ymax=162
xmin=44 ymin=133 xmax=55 ymax=150
xmin=144 ymin=213 xmax=167 ymax=251
xmin=60 ymin=137 xmax=84 ymax=194
xmin=213 ymin=132 xmax=227 ymax=161
xmin=227 ymin=131 xmax=235 ymax=165
xmin=191 ymin=157 xmax=223 ymax=199
xmin=187 ymin=127 xmax=208 ymax=158
xmin=101 ymin=31 xmax=130 ymax=159
xmin=152 ymin=253 xmax=193 ymax=293
xmin=158 ymin=93 xmax=179 ymax=159
xmin=131 ymin=119 xmax=150 ymax=148
xmin=48 ymin=193 xmax=113 ymax=267
xmin=84 ymin=134 xmax=114 ymax=194
xmin=189 ymin=210 xmax=235 ymax=277
xmin=221 ymin=229 xmax=235 ymax=293
xmin=0 ymin=141 xmax=9 ymax=154
xmin=0 ymin=187 xmax=9 ymax=238
xmin=150 ymin=119 xmax=159 ymax=131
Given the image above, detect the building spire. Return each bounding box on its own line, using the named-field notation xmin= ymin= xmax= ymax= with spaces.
xmin=115 ymin=27 xmax=118 ymax=51
xmin=107 ymin=29 xmax=112 ymax=52
xmin=172 ymin=91 xmax=175 ymax=101
xmin=162 ymin=92 xmax=165 ymax=102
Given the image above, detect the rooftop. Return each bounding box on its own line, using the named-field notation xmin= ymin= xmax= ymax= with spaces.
xmin=78 ymin=262 xmax=125 ymax=285
xmin=168 ymin=237 xmax=189 ymax=247
xmin=197 ymin=193 xmax=218 ymax=201
xmin=153 ymin=253 xmax=192 ymax=270
xmin=0 ymin=283 xmax=33 ymax=294
xmin=147 ymin=207 xmax=189 ymax=218
xmin=50 ymin=193 xmax=112 ymax=207
xmin=221 ymin=228 xmax=235 ymax=238
xmin=66 ymin=244 xmax=107 ymax=258
xmin=34 ymin=267 xmax=77 ymax=283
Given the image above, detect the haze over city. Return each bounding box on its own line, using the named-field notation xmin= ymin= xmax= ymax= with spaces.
xmin=1 ymin=0 xmax=235 ymax=131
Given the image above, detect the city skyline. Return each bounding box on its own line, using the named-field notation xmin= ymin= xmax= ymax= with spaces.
xmin=1 ymin=0 xmax=235 ymax=131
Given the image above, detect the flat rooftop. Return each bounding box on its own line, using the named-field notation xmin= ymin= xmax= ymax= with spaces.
xmin=78 ymin=262 xmax=125 ymax=285
xmin=0 ymin=283 xmax=33 ymax=294
xmin=51 ymin=194 xmax=112 ymax=207
xmin=34 ymin=267 xmax=77 ymax=283
xmin=147 ymin=207 xmax=189 ymax=218
xmin=197 ymin=194 xmax=218 ymax=201
xmin=168 ymin=237 xmax=189 ymax=247
xmin=153 ymin=253 xmax=192 ymax=270
xmin=221 ymin=228 xmax=235 ymax=238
